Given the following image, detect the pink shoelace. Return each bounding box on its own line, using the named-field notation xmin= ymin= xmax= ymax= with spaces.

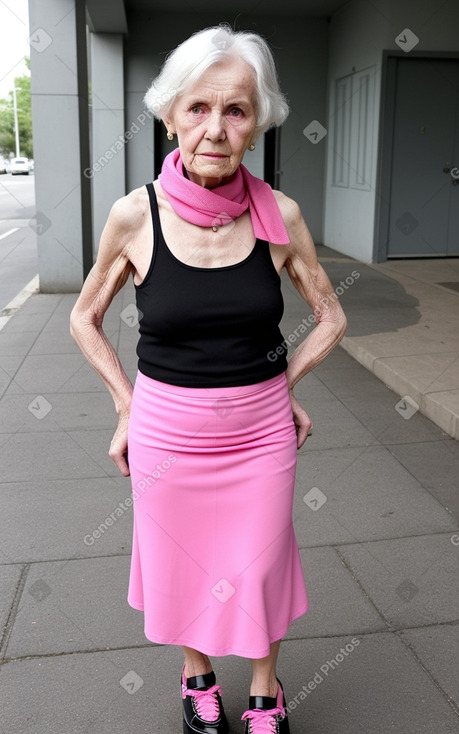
xmin=182 ymin=682 xmax=222 ymax=722
xmin=241 ymin=706 xmax=285 ymax=733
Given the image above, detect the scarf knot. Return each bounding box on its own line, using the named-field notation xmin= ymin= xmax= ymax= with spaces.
xmin=159 ymin=148 xmax=289 ymax=245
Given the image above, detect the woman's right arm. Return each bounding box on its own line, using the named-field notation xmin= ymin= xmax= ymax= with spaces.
xmin=70 ymin=193 xmax=143 ymax=476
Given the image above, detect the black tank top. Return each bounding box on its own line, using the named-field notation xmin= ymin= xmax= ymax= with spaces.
xmin=135 ymin=182 xmax=288 ymax=387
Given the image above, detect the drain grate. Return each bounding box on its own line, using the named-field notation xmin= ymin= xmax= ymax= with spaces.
xmin=437 ymin=282 xmax=459 ymax=292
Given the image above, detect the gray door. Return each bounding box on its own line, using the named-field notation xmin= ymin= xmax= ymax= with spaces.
xmin=388 ymin=58 xmax=459 ymax=257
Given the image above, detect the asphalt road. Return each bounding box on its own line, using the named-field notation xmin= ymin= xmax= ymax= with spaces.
xmin=0 ymin=173 xmax=37 ymax=310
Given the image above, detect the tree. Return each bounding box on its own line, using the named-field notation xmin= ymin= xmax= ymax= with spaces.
xmin=0 ymin=57 xmax=33 ymax=158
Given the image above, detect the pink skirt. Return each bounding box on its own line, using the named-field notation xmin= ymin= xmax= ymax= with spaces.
xmin=127 ymin=370 xmax=308 ymax=659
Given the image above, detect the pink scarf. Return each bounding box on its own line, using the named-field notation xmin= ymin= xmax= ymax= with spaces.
xmin=159 ymin=148 xmax=289 ymax=245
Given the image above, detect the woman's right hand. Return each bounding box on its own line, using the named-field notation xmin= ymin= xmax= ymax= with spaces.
xmin=70 ymin=193 xmax=148 ymax=480
xmin=109 ymin=412 xmax=131 ymax=476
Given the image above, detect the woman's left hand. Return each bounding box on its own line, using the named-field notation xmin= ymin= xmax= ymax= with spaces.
xmin=289 ymin=391 xmax=313 ymax=449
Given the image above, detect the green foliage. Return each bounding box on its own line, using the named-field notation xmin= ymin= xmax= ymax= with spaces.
xmin=0 ymin=59 xmax=33 ymax=158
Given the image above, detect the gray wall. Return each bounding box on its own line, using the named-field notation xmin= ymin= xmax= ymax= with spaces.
xmin=29 ymin=0 xmax=93 ymax=291
xmin=324 ymin=0 xmax=459 ymax=262
xmin=123 ymin=10 xmax=329 ymax=244
xmin=90 ymin=33 xmax=126 ymax=251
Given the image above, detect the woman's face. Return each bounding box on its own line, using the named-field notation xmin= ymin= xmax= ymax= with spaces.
xmin=165 ymin=57 xmax=258 ymax=189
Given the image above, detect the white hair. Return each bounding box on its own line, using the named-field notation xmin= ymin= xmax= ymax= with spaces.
xmin=144 ymin=25 xmax=289 ymax=135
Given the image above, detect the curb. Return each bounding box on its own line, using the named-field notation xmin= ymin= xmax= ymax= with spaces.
xmin=340 ymin=336 xmax=458 ymax=440
xmin=0 ymin=275 xmax=40 ymax=333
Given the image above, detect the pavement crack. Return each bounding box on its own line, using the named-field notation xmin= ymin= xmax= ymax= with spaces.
xmin=394 ymin=629 xmax=459 ymax=717
xmin=333 ymin=546 xmax=395 ymax=631
xmin=0 ymin=641 xmax=156 ymax=665
xmin=0 ymin=563 xmax=30 ymax=657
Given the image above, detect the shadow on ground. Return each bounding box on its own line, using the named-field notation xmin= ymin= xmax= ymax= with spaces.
xmin=319 ymin=259 xmax=421 ymax=337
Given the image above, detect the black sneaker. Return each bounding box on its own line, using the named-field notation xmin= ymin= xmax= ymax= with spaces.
xmin=181 ymin=666 xmax=230 ymax=734
xmin=241 ymin=679 xmax=290 ymax=733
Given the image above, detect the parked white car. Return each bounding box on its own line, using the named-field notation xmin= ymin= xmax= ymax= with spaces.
xmin=0 ymin=157 xmax=10 ymax=174
xmin=11 ymin=157 xmax=30 ymax=175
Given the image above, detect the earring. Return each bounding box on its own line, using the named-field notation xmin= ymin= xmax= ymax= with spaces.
xmin=167 ymin=131 xmax=174 ymax=141
xmin=249 ymin=143 xmax=255 ymax=151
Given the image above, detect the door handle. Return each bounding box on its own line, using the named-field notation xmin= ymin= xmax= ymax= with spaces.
xmin=443 ymin=163 xmax=451 ymax=172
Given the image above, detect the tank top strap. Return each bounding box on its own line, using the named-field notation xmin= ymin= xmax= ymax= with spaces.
xmin=144 ymin=181 xmax=267 ymax=269
xmin=145 ymin=182 xmax=162 ymax=247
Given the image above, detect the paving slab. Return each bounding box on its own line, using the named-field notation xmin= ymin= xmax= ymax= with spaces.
xmin=0 ymin=564 xmax=23 ymax=653
xmin=0 ymin=311 xmax=51 ymax=333
xmin=293 ymin=445 xmax=457 ymax=547
xmin=0 ymin=433 xmax=12 ymax=451
xmin=51 ymin=359 xmax=115 ymax=393
xmin=70 ymin=428 xmax=121 ymax=476
xmin=387 ymin=439 xmax=459 ymax=521
xmin=2 ymin=632 xmax=458 ymax=734
xmin=0 ymin=644 xmax=180 ymax=734
xmin=343 ymin=329 xmax=458 ymax=360
xmin=0 ymin=353 xmax=25 ymax=379
xmin=285 ymin=547 xmax=386 ymax=639
xmin=0 ymin=477 xmax=132 ymax=563
xmin=0 ymin=228 xmax=38 ymax=311
xmin=373 ymin=351 xmax=459 ymax=403
xmin=312 ymin=346 xmax=359 ymax=372
xmin=0 ymin=391 xmax=116 ymax=434
xmin=399 ymin=623 xmax=459 ymax=709
xmin=4 ymin=352 xmax=88 ymax=394
xmin=41 ymin=292 xmax=78 ymax=317
xmin=338 ymin=534 xmax=459 ymax=629
xmin=4 ymin=556 xmax=145 ymax=659
xmin=0 ymin=365 xmax=11 ymax=401
xmin=0 ymin=329 xmax=39 ymax=356
xmin=2 ymin=292 xmax=63 ymax=316
xmin=278 ymin=633 xmax=459 ymax=734
xmin=29 ymin=327 xmax=84 ymax=355
xmin=313 ymin=354 xmax=450 ymax=445
xmin=293 ymin=368 xmax=337 ymax=398
xmin=1 ymin=252 xmax=459 ymax=733
xmin=333 ymin=258 xmax=459 ymax=439
xmin=424 ymin=388 xmax=459 ymax=442
xmin=0 ymin=431 xmax=110 ymax=482
xmin=322 ymin=264 xmax=423 ymax=337
xmin=292 ymin=389 xmax=375 ymax=450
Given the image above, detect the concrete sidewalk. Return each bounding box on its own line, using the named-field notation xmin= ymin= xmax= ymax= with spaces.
xmin=0 ymin=256 xmax=458 ymax=733
xmin=336 ymin=254 xmax=459 ymax=441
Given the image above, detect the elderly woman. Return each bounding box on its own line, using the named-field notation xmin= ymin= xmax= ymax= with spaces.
xmin=71 ymin=25 xmax=346 ymax=734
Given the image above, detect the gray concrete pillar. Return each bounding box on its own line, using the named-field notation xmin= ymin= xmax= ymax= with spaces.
xmin=89 ymin=33 xmax=125 ymax=252
xmin=29 ymin=0 xmax=92 ymax=292
xmin=125 ymin=91 xmax=155 ymax=192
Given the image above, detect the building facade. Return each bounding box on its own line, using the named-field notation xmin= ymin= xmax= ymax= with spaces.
xmin=29 ymin=0 xmax=459 ymax=291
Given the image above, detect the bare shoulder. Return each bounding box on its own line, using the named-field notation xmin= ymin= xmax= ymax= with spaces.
xmin=107 ymin=185 xmax=150 ymax=236
xmin=272 ymin=189 xmax=303 ymax=228
xmin=271 ymin=189 xmax=316 ymax=265
xmin=96 ymin=185 xmax=150 ymax=268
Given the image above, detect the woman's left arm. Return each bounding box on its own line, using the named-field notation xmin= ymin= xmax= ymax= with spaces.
xmin=276 ymin=193 xmax=348 ymax=446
